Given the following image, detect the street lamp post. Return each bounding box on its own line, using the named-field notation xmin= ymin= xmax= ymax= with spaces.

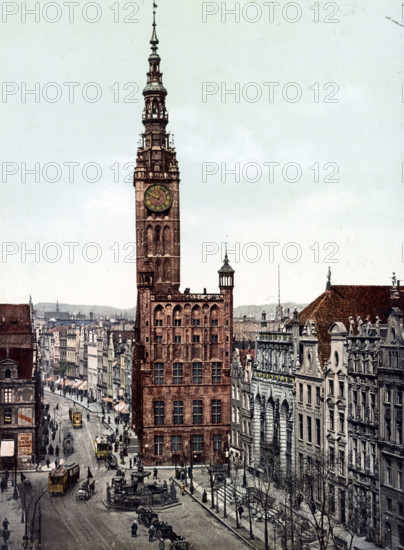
xmin=223 ymin=475 xmax=227 ymax=518
xmin=13 ymin=446 xmax=18 ymax=499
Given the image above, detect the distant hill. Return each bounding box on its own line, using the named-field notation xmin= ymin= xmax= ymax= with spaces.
xmin=34 ymin=301 xmax=306 ymax=322
xmin=34 ymin=303 xmax=136 ymax=319
xmin=234 ymin=302 xmax=307 ymax=320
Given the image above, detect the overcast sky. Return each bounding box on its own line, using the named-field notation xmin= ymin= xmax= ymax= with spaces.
xmin=1 ymin=0 xmax=403 ymax=310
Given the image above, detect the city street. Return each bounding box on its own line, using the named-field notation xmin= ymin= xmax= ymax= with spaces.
xmin=37 ymin=391 xmax=251 ymax=550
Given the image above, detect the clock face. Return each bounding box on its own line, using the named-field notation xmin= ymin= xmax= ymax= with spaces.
xmin=144 ymin=184 xmax=172 ymax=212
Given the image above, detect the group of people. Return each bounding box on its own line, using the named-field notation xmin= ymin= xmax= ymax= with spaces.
xmin=131 ymin=521 xmax=165 ymax=549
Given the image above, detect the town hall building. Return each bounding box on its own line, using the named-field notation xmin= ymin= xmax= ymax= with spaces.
xmin=132 ymin=10 xmax=234 ymax=465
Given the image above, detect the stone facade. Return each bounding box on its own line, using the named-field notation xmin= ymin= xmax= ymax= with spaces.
xmin=251 ymin=310 xmax=297 ymax=476
xmin=230 ymin=348 xmax=254 ymax=467
xmin=0 ymin=304 xmax=40 ymax=470
xmin=378 ymin=306 xmax=404 ymax=549
xmin=132 ymin=14 xmax=234 ymax=465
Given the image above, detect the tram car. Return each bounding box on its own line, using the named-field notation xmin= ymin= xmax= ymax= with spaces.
xmin=69 ymin=408 xmax=82 ymax=428
xmin=94 ymin=436 xmax=111 ymax=459
xmin=48 ymin=463 xmax=80 ymax=495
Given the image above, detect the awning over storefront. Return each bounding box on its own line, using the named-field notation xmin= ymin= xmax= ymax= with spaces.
xmin=78 ymin=381 xmax=87 ymax=391
xmin=102 ymin=397 xmax=113 ymax=402
xmin=45 ymin=377 xmax=54 ymax=382
xmin=0 ymin=440 xmax=15 ymax=457
xmin=71 ymin=380 xmax=82 ymax=389
xmin=64 ymin=379 xmax=74 ymax=387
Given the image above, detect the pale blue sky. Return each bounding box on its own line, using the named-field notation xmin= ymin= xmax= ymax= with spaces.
xmin=1 ymin=0 xmax=403 ymax=309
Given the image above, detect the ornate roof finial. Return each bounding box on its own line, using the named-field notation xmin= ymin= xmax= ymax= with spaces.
xmin=392 ymin=271 xmax=397 ymax=287
xmin=150 ymin=2 xmax=159 ymax=53
xmin=326 ymin=266 xmax=331 ymax=290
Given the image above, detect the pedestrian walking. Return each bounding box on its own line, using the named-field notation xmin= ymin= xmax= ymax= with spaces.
xmin=108 ymin=416 xmax=111 ymax=424
xmin=129 ymin=458 xmax=132 ymax=469
xmin=87 ymin=413 xmax=90 ymax=422
xmin=55 ymin=445 xmax=59 ymax=457
xmin=131 ymin=520 xmax=138 ymax=537
xmin=46 ymin=458 xmax=50 ymax=469
xmin=159 ymin=538 xmax=165 ymax=550
xmin=2 ymin=519 xmax=9 ymax=531
xmin=55 ymin=458 xmax=59 ymax=468
xmin=148 ymin=525 xmax=155 ymax=542
xmin=238 ymin=505 xmax=244 ymax=520
xmin=87 ymin=467 xmax=93 ymax=479
xmin=180 ymin=483 xmax=185 ymax=496
xmin=153 ymin=467 xmax=158 ymax=480
xmin=202 ymin=490 xmax=207 ymax=503
xmin=2 ymin=526 xmax=10 ymax=544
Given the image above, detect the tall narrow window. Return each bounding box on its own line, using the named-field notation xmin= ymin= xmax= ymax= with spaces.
xmin=192 ymin=434 xmax=203 ymax=452
xmin=173 ymin=363 xmax=183 ymax=384
xmin=329 ymin=409 xmax=335 ymax=431
xmin=154 ymin=363 xmax=164 ymax=385
xmin=212 ymin=362 xmax=221 ymax=383
xmin=212 ymin=400 xmax=221 ymax=424
xmin=171 ymin=436 xmax=181 ymax=453
xmin=193 ymin=400 xmax=202 ymax=425
xmin=316 ymin=418 xmax=321 ymax=446
xmin=307 ymin=416 xmax=312 ymax=443
xmin=154 ymin=401 xmax=164 ymax=425
xmin=299 ymin=414 xmax=303 ymax=439
xmin=339 ymin=412 xmax=345 ymax=433
xmin=154 ymin=436 xmax=163 ymax=455
xmin=173 ymin=401 xmax=183 ymax=425
xmin=307 ymin=385 xmax=312 ymax=405
xmin=4 ymin=389 xmax=12 ymax=403
xmin=213 ymin=434 xmax=222 ymax=451
xmin=193 ymin=363 xmax=202 ymax=384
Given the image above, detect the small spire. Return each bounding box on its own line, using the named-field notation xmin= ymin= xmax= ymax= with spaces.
xmin=326 ymin=267 xmax=331 ymax=290
xmin=150 ymin=2 xmax=159 ymax=53
xmin=278 ymin=264 xmax=280 ymax=306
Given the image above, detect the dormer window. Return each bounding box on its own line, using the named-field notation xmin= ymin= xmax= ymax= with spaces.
xmin=4 ymin=369 xmax=11 ymax=379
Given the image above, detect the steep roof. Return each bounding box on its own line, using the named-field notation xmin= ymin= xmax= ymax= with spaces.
xmin=0 ymin=304 xmax=33 ymax=379
xmin=299 ymin=285 xmax=404 ymax=366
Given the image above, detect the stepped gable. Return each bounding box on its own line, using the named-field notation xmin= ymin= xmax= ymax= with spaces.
xmin=298 ymin=285 xmax=404 ymax=366
xmin=0 ymin=304 xmax=33 ymax=379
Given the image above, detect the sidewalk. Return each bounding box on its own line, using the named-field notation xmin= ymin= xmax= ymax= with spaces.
xmin=0 ymin=478 xmax=27 ymax=549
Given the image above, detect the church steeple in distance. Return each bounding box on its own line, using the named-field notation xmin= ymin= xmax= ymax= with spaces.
xmin=134 ymin=2 xmax=181 ymax=293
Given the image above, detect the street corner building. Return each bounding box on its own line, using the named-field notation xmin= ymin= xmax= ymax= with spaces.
xmin=132 ymin=12 xmax=234 ymax=466
xmin=0 ymin=303 xmax=40 ymax=470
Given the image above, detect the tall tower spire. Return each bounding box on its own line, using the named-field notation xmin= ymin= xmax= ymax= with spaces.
xmin=134 ymin=2 xmax=180 ymax=293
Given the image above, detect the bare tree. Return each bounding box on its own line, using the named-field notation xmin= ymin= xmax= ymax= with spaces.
xmin=20 ymin=480 xmax=48 ymax=546
xmin=345 ymin=487 xmax=368 ymax=550
xmin=293 ymin=454 xmax=339 ymax=550
xmin=251 ymin=462 xmax=277 ymax=550
xmin=229 ymin=462 xmax=243 ymax=529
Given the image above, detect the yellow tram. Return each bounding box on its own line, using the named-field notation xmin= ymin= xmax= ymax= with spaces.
xmin=48 ymin=463 xmax=80 ymax=495
xmin=69 ymin=408 xmax=82 ymax=428
xmin=94 ymin=436 xmax=111 ymax=459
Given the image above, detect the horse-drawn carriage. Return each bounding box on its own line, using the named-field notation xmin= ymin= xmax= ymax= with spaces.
xmin=75 ymin=480 xmax=95 ymax=501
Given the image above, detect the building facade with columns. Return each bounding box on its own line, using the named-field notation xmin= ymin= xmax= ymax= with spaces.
xmin=250 ymin=309 xmax=298 ymax=477
xmin=132 ymin=10 xmax=234 ymax=465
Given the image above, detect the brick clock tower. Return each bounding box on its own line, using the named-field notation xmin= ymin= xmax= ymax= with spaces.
xmin=133 ymin=7 xmax=234 ymax=466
